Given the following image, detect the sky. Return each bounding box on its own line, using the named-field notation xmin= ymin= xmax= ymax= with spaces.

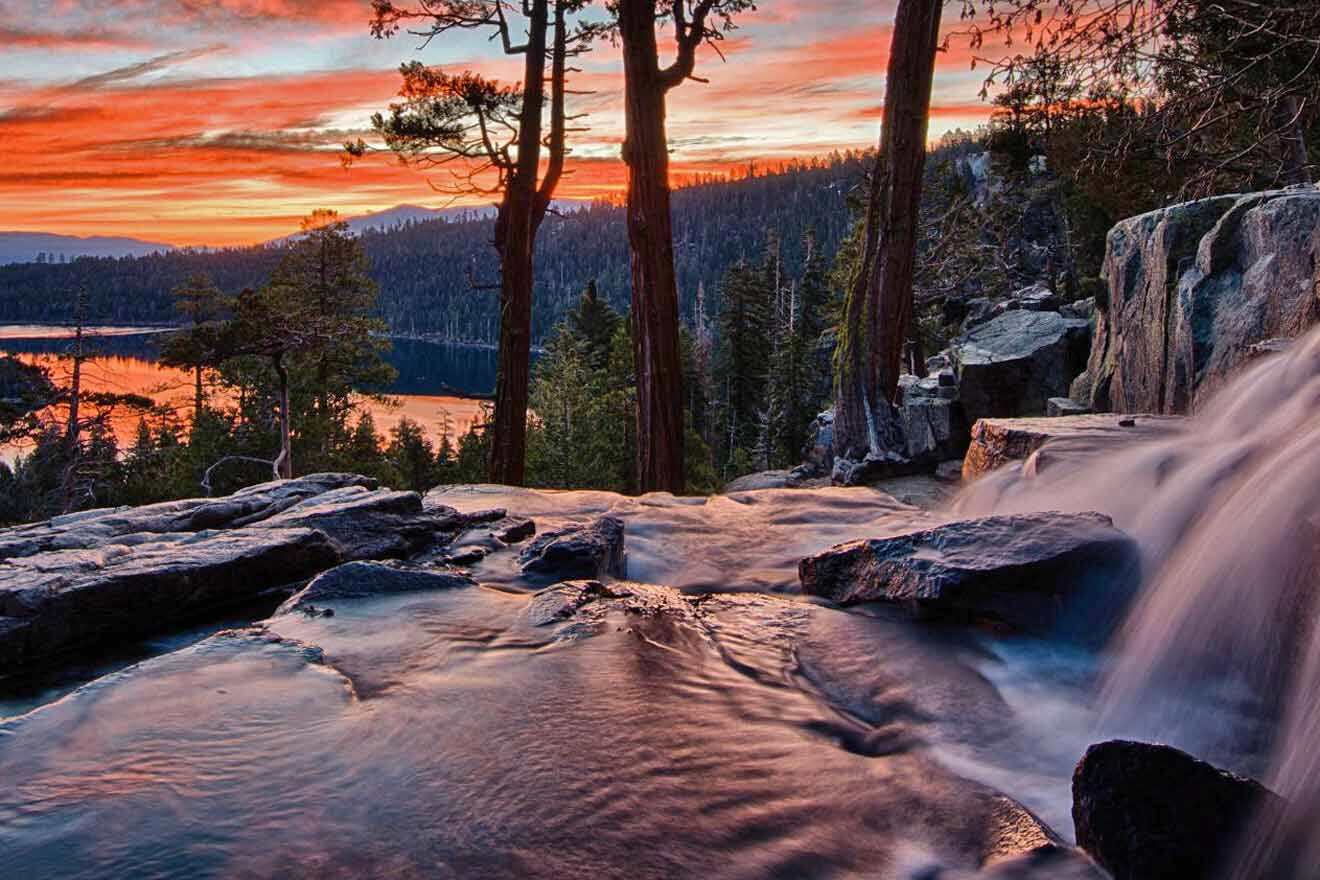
xmin=0 ymin=1 xmax=997 ymax=246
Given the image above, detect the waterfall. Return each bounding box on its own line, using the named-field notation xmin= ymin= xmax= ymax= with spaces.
xmin=956 ymin=325 xmax=1320 ymax=877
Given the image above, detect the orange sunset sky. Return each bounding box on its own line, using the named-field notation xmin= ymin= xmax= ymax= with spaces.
xmin=1 ymin=1 xmax=997 ymax=247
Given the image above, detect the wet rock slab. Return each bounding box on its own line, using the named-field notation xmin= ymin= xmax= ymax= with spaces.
xmin=799 ymin=511 xmax=1139 ymax=635
xmin=0 ymin=474 xmax=470 ymax=669
xmin=1073 ymin=740 xmax=1282 ymax=880
xmin=962 ymin=414 xmax=1184 ymax=480
xmin=0 ymin=526 xmax=341 ymax=667
xmin=0 ymin=473 xmax=377 ymax=561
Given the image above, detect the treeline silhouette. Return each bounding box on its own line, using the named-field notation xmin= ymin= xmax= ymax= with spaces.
xmin=0 ymin=154 xmax=867 ymax=344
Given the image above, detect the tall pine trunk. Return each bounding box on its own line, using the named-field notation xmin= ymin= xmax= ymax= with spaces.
xmin=487 ymin=0 xmax=549 ymax=487
xmin=490 ymin=198 xmax=537 ymax=486
xmin=833 ymin=0 xmax=944 ymax=461
xmin=619 ymin=0 xmax=686 ymax=494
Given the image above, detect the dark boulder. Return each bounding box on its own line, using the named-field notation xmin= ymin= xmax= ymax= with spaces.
xmin=490 ymin=516 xmax=536 ymax=544
xmin=899 ymin=373 xmax=969 ymax=464
xmin=277 ymin=561 xmax=475 ymax=615
xmin=953 ymin=310 xmax=1092 ymax=428
xmin=1072 ymin=740 xmax=1283 ymax=880
xmin=519 ymin=516 xmax=626 ymax=582
xmin=831 ymin=450 xmax=926 ymax=487
xmin=799 ymin=511 xmax=1139 ymax=636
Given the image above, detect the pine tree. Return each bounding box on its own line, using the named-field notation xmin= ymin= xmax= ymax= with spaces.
xmin=713 ymin=258 xmax=773 ymax=477
xmin=567 ymin=279 xmax=621 ymax=370
xmin=387 ymin=417 xmax=437 ymax=492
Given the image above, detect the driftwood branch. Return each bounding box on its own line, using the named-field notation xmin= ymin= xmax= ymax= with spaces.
xmin=201 ymin=455 xmax=280 ymax=496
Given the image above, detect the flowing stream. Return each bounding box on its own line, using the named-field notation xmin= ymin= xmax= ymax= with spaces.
xmin=958 ymin=324 xmax=1320 ymax=877
xmin=2 ymin=327 xmax=1319 ymax=877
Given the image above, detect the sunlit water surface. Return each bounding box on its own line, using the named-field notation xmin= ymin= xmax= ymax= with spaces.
xmin=0 ymin=327 xmax=496 ymax=456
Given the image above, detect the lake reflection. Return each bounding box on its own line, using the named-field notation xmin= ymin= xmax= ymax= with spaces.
xmin=0 ymin=327 xmax=499 ymax=452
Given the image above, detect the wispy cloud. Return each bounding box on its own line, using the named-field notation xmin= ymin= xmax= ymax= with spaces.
xmin=71 ymin=45 xmax=229 ymax=91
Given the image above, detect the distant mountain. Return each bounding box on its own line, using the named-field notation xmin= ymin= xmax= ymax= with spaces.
xmin=339 ymin=204 xmax=495 ymax=236
xmin=301 ymin=202 xmax=582 ymax=239
xmin=0 ymin=232 xmax=173 ymax=266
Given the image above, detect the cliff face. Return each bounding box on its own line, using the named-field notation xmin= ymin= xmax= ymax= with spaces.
xmin=1083 ymin=187 xmax=1320 ymax=414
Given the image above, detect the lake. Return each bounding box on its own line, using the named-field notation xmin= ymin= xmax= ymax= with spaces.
xmin=0 ymin=326 xmax=501 ymax=455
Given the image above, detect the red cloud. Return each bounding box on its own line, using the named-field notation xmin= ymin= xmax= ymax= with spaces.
xmin=0 ymin=6 xmax=1005 ymax=244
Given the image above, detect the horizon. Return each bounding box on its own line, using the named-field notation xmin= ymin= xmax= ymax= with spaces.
xmin=1 ymin=1 xmax=994 ymax=247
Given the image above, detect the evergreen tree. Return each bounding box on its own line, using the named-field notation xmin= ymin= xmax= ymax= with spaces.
xmin=162 ymin=212 xmax=396 ymax=481
xmin=712 ymin=258 xmax=773 ymax=477
xmin=386 ymin=417 xmax=438 ymax=492
xmin=567 ymin=279 xmax=621 ymax=370
xmin=170 ymin=273 xmax=227 ymax=420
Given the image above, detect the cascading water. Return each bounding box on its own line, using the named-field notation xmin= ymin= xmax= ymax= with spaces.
xmin=956 ymin=323 xmax=1320 ymax=878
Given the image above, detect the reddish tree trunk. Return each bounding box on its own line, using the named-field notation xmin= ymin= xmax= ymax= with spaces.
xmin=868 ymin=0 xmax=943 ymax=406
xmin=488 ymin=0 xmax=549 ymax=487
xmin=833 ymin=0 xmax=944 ymax=460
xmin=619 ymin=0 xmax=686 ymax=494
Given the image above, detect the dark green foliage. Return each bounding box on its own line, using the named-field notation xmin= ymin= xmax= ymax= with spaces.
xmin=0 ymin=156 xmax=865 ymax=345
xmin=567 ymin=280 xmax=621 ymax=370
xmin=712 ymin=258 xmax=773 ymax=472
xmin=705 ymin=229 xmax=834 ymax=481
xmin=385 ymin=417 xmax=439 ymax=493
xmin=522 ymin=297 xmax=722 ymax=495
xmin=161 ymin=213 xmax=397 ymax=478
xmin=0 ymin=355 xmax=55 ymax=442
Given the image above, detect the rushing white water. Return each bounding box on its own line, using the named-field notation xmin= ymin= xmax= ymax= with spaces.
xmin=958 ymin=324 xmax=1320 ymax=878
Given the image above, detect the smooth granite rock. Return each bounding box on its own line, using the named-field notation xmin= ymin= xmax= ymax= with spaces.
xmin=799 ymin=511 xmax=1139 ymax=635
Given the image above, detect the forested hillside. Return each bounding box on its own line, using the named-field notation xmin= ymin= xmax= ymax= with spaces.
xmin=0 ymin=155 xmax=867 ymax=345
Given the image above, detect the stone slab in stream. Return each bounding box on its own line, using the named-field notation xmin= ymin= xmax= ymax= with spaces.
xmin=277 ymin=561 xmax=476 ymax=616
xmin=962 ymin=414 xmax=1185 ymax=480
xmin=798 ymin=511 xmax=1140 ymax=637
xmin=0 ymin=474 xmax=469 ymax=669
xmin=1072 ymin=740 xmax=1283 ymax=880
xmin=518 ymin=515 xmax=626 ymax=583
xmin=0 ymin=472 xmax=377 ymax=561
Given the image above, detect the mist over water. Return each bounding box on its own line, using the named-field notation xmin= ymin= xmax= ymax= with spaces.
xmin=958 ymin=325 xmax=1320 ymax=878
